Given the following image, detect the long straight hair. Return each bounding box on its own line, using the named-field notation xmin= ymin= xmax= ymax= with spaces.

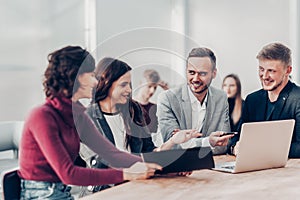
xmin=222 ymin=74 xmax=243 ymax=124
xmin=94 ymin=57 xmax=146 ymax=149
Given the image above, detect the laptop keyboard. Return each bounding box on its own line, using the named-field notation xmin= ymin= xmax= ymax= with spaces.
xmin=223 ymin=165 xmax=235 ymax=170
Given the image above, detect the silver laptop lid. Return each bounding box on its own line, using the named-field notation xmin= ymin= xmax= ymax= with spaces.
xmin=234 ymin=119 xmax=295 ymax=173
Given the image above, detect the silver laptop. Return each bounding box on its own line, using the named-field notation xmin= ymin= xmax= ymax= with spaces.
xmin=213 ymin=119 xmax=295 ymax=173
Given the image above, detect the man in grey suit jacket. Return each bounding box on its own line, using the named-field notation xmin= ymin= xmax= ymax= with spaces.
xmin=157 ymin=47 xmax=232 ymax=155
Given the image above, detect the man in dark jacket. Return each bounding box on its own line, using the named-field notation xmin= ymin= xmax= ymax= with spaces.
xmin=229 ymin=42 xmax=300 ymax=158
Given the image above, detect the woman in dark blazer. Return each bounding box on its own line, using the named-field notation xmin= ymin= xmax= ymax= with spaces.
xmin=222 ymin=74 xmax=245 ymax=132
xmin=79 ymin=57 xmax=200 ymax=195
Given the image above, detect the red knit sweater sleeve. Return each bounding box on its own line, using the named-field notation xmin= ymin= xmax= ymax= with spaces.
xmin=25 ymin=107 xmax=124 ymax=186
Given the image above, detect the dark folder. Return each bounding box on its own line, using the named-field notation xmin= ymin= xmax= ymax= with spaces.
xmin=141 ymin=147 xmax=214 ymax=174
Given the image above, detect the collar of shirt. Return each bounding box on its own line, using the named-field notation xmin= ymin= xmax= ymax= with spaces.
xmin=180 ymin=87 xmax=209 ymax=149
xmin=187 ymin=87 xmax=207 ymax=131
xmin=188 ymin=87 xmax=208 ymax=109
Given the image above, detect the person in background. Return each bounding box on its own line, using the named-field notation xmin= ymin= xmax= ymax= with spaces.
xmin=157 ymin=47 xmax=233 ymax=155
xmin=229 ymin=42 xmax=300 ymax=158
xmin=134 ymin=69 xmax=169 ymax=133
xmin=222 ymin=74 xmax=244 ymax=132
xmin=18 ymin=46 xmax=162 ymax=200
xmin=79 ymin=57 xmax=201 ymax=194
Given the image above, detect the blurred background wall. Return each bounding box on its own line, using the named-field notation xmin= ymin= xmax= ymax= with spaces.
xmin=1 ymin=0 xmax=299 ymax=121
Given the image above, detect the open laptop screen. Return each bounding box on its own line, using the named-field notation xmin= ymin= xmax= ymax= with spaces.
xmin=141 ymin=147 xmax=214 ymax=174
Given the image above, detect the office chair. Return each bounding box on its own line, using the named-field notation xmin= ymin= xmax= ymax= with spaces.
xmin=1 ymin=168 xmax=21 ymax=200
xmin=0 ymin=121 xmax=23 ymax=199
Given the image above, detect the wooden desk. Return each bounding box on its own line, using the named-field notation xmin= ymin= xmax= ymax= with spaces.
xmin=80 ymin=156 xmax=300 ymax=200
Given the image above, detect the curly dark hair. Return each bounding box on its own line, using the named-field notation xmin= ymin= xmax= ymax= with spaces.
xmin=43 ymin=46 xmax=95 ymax=99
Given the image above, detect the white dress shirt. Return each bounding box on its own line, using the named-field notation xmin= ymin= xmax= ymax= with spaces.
xmin=180 ymin=88 xmax=211 ymax=148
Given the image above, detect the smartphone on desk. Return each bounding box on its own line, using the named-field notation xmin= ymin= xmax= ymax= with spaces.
xmin=219 ymin=132 xmax=238 ymax=137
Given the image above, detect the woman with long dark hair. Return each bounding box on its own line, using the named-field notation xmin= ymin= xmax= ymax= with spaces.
xmin=222 ymin=74 xmax=244 ymax=132
xmin=18 ymin=46 xmax=162 ymax=200
xmin=80 ymin=58 xmax=200 ymax=194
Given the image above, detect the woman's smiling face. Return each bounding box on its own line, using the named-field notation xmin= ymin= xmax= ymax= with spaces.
xmin=108 ymin=71 xmax=132 ymax=105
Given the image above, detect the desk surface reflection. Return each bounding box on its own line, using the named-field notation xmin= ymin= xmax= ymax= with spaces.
xmin=80 ymin=155 xmax=300 ymax=200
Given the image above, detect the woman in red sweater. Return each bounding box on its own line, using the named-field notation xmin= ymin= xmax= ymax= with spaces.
xmin=18 ymin=46 xmax=161 ymax=199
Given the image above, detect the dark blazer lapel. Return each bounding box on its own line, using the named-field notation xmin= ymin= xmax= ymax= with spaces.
xmin=93 ymin=104 xmax=116 ymax=145
xmin=182 ymin=85 xmax=192 ymax=129
xmin=272 ymin=81 xmax=293 ymax=120
xmin=255 ymin=90 xmax=268 ymax=121
xmin=250 ymin=90 xmax=268 ymax=122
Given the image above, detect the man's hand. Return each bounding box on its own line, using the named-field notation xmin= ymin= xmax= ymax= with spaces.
xmin=209 ymin=131 xmax=234 ymax=147
xmin=158 ymin=80 xmax=169 ymax=90
xmin=155 ymin=129 xmax=202 ymax=152
xmin=171 ymin=129 xmax=202 ymax=144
